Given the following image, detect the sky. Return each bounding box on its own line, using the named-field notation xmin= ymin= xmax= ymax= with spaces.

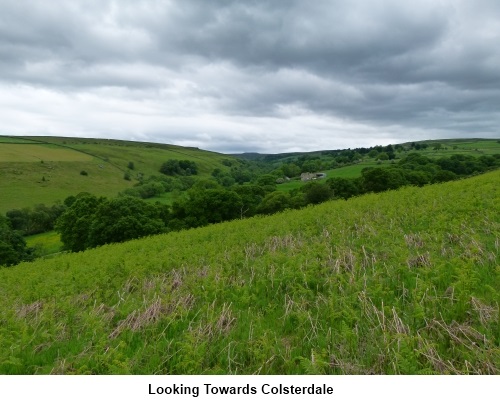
xmin=0 ymin=0 xmax=499 ymax=153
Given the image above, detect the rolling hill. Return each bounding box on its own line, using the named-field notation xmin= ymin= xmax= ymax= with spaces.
xmin=1 ymin=169 xmax=498 ymax=374
xmin=0 ymin=135 xmax=237 ymax=213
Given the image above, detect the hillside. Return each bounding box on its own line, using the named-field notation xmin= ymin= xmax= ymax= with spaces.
xmin=274 ymin=138 xmax=500 ymax=192
xmin=0 ymin=135 xmax=236 ymax=213
xmin=1 ymin=170 xmax=498 ymax=374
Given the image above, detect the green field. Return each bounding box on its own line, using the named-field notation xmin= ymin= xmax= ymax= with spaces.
xmin=25 ymin=231 xmax=64 ymax=257
xmin=275 ymin=139 xmax=500 ymax=192
xmin=0 ymin=144 xmax=93 ymax=163
xmin=0 ymin=136 xmax=42 ymax=144
xmin=407 ymin=139 xmax=500 ymax=157
xmin=1 ymin=170 xmax=498 ymax=374
xmin=0 ymin=136 xmax=236 ymax=213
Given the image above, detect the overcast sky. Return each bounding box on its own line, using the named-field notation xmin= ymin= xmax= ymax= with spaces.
xmin=1 ymin=0 xmax=499 ymax=153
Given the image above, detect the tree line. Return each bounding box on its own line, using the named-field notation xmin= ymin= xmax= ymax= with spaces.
xmin=1 ymin=152 xmax=499 ymax=265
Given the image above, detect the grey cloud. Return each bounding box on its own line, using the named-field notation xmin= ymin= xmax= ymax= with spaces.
xmin=0 ymin=0 xmax=498 ymax=152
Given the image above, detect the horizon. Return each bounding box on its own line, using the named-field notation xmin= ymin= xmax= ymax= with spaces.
xmin=2 ymin=133 xmax=497 ymax=156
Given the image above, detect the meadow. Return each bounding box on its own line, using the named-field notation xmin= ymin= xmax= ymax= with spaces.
xmin=0 ymin=136 xmax=236 ymax=213
xmin=1 ymin=170 xmax=498 ymax=374
xmin=25 ymin=231 xmax=63 ymax=257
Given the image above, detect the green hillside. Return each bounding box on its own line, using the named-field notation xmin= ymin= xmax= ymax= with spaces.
xmin=275 ymin=138 xmax=500 ymax=192
xmin=0 ymin=136 xmax=235 ymax=213
xmin=1 ymin=170 xmax=498 ymax=374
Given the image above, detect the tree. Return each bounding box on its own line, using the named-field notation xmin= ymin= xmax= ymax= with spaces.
xmin=256 ymin=174 xmax=277 ymax=187
xmin=377 ymin=152 xmax=389 ymax=161
xmin=301 ymin=159 xmax=322 ymax=173
xmin=302 ymin=182 xmax=332 ymax=205
xmin=56 ymin=195 xmax=106 ymax=252
xmin=257 ymin=192 xmax=292 ymax=215
xmin=281 ymin=163 xmax=301 ymax=178
xmin=179 ymin=189 xmax=243 ymax=227
xmin=361 ymin=168 xmax=407 ymax=193
xmin=88 ymin=197 xmax=166 ymax=247
xmin=160 ymin=159 xmax=198 ymax=176
xmin=160 ymin=159 xmax=180 ymax=175
xmin=6 ymin=204 xmax=65 ymax=236
xmin=0 ymin=216 xmax=32 ymax=266
xmin=232 ymin=184 xmax=266 ymax=217
xmin=327 ymin=177 xmax=361 ymax=200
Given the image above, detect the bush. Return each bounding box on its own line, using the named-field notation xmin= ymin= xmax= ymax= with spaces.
xmin=80 ymin=170 xmax=88 ymax=176
xmin=0 ymin=216 xmax=32 ymax=266
xmin=56 ymin=195 xmax=168 ymax=251
xmin=160 ymin=159 xmax=198 ymax=176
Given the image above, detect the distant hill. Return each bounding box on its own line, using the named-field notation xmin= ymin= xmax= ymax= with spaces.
xmin=234 ymin=138 xmax=500 ymax=163
xmin=1 ymin=170 xmax=498 ymax=374
xmin=0 ymin=136 xmax=237 ymax=213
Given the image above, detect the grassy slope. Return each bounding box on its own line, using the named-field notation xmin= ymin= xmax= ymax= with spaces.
xmin=277 ymin=139 xmax=500 ymax=192
xmin=0 ymin=136 xmax=235 ymax=213
xmin=1 ymin=170 xmax=498 ymax=374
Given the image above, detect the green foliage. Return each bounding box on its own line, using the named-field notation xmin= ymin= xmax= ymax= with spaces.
xmin=159 ymin=159 xmax=198 ymax=176
xmin=326 ymin=177 xmax=361 ymax=199
xmin=56 ymin=195 xmax=105 ymax=252
xmin=88 ymin=197 xmax=166 ymax=247
xmin=56 ymin=195 xmax=168 ymax=251
xmin=257 ymin=191 xmax=292 ymax=214
xmin=231 ymin=184 xmax=267 ymax=217
xmin=256 ymin=174 xmax=278 ymax=188
xmin=302 ymin=182 xmax=333 ymax=205
xmin=6 ymin=204 xmax=65 ymax=236
xmin=361 ymin=167 xmax=407 ymax=192
xmin=0 ymin=170 xmax=499 ymax=374
xmin=175 ymin=188 xmax=243 ymax=227
xmin=0 ymin=216 xmax=32 ymax=266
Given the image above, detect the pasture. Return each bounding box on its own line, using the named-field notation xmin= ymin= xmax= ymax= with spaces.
xmin=0 ymin=136 xmax=237 ymax=213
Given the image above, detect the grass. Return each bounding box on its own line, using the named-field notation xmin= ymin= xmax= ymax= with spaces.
xmin=324 ymin=161 xmax=382 ymax=178
xmin=0 ymin=136 xmax=41 ymax=144
xmin=1 ymin=170 xmax=498 ymax=374
xmin=25 ymin=231 xmax=63 ymax=256
xmin=0 ymin=160 xmax=129 ymax=213
xmin=0 ymin=136 xmax=238 ymax=213
xmin=0 ymin=144 xmax=93 ymax=163
xmin=277 ymin=161 xmax=388 ymax=192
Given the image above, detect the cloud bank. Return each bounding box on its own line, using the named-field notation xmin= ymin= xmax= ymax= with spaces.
xmin=1 ymin=0 xmax=499 ymax=152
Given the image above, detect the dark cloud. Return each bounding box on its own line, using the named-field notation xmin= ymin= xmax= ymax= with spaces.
xmin=0 ymin=0 xmax=498 ymax=152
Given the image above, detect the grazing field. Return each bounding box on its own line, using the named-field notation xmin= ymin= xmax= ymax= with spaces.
xmin=1 ymin=170 xmax=498 ymax=374
xmin=0 ymin=136 xmax=237 ymax=213
xmin=0 ymin=144 xmax=93 ymax=163
xmin=0 ymin=136 xmax=43 ymax=144
xmin=0 ymin=160 xmax=128 ymax=213
xmin=25 ymin=231 xmax=64 ymax=257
